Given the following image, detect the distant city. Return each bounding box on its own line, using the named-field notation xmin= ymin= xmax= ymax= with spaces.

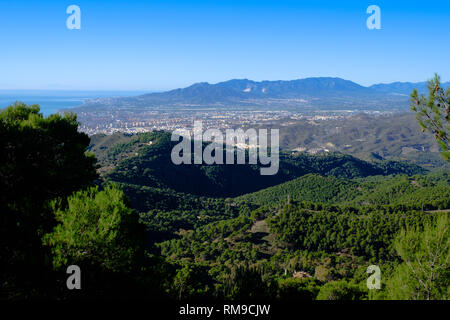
xmin=66 ymin=77 xmax=439 ymax=135
xmin=4 ymin=77 xmax=448 ymax=137
xmin=76 ymin=107 xmax=388 ymax=135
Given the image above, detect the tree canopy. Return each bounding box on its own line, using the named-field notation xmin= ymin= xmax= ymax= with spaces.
xmin=411 ymin=74 xmax=450 ymax=161
xmin=0 ymin=103 xmax=98 ymax=297
xmin=43 ymin=185 xmax=144 ymax=273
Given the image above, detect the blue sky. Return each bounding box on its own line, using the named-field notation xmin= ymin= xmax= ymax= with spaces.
xmin=0 ymin=0 xmax=449 ymax=90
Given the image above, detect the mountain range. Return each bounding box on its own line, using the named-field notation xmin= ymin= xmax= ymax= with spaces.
xmin=75 ymin=77 xmax=450 ymax=112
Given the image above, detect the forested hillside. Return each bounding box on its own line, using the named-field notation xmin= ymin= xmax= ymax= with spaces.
xmin=237 ymin=171 xmax=450 ymax=207
xmin=2 ymin=104 xmax=448 ymax=301
xmin=144 ymin=171 xmax=449 ymax=300
xmin=93 ymin=131 xmax=424 ymax=198
xmin=88 ymin=130 xmax=448 ymax=300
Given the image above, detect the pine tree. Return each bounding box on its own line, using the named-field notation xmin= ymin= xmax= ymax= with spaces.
xmin=386 ymin=213 xmax=449 ymax=300
xmin=411 ymin=74 xmax=450 ymax=161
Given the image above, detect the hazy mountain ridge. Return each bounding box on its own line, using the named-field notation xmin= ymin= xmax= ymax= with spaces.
xmin=370 ymin=81 xmax=450 ymax=95
xmin=74 ymin=77 xmax=450 ymax=112
xmin=142 ymin=78 xmax=372 ymax=102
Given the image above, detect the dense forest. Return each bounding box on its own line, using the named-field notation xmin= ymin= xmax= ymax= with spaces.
xmin=1 ymin=103 xmax=449 ymax=301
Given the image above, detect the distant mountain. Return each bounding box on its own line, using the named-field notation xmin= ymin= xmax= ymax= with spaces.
xmin=131 ymin=78 xmax=371 ymax=104
xmin=73 ymin=77 xmax=449 ymax=112
xmin=148 ymin=78 xmax=450 ymax=101
xmin=138 ymin=78 xmax=372 ymax=104
xmin=370 ymin=81 xmax=450 ymax=95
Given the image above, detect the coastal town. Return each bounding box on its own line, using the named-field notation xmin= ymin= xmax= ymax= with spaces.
xmin=75 ymin=107 xmax=379 ymax=135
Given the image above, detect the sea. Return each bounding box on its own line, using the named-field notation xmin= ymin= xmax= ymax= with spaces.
xmin=0 ymin=90 xmax=148 ymax=116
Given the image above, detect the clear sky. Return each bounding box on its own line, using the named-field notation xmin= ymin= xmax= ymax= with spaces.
xmin=1 ymin=0 xmax=449 ymax=90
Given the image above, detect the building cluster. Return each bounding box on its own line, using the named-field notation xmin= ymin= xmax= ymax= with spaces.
xmin=77 ymin=108 xmax=360 ymax=135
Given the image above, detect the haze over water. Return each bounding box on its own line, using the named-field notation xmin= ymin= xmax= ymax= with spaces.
xmin=0 ymin=91 xmax=148 ymax=116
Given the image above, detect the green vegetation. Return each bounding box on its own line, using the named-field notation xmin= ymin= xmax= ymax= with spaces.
xmin=1 ymin=103 xmax=449 ymax=301
xmin=0 ymin=103 xmax=97 ymax=298
xmin=411 ymin=74 xmax=450 ymax=161
xmin=101 ymin=131 xmax=424 ymax=198
xmin=238 ymin=171 xmax=450 ymax=208
xmin=316 ymin=280 xmax=366 ymax=300
xmin=267 ymin=203 xmax=432 ymax=261
xmin=43 ymin=185 xmax=143 ymax=272
xmin=385 ymin=213 xmax=449 ymax=300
